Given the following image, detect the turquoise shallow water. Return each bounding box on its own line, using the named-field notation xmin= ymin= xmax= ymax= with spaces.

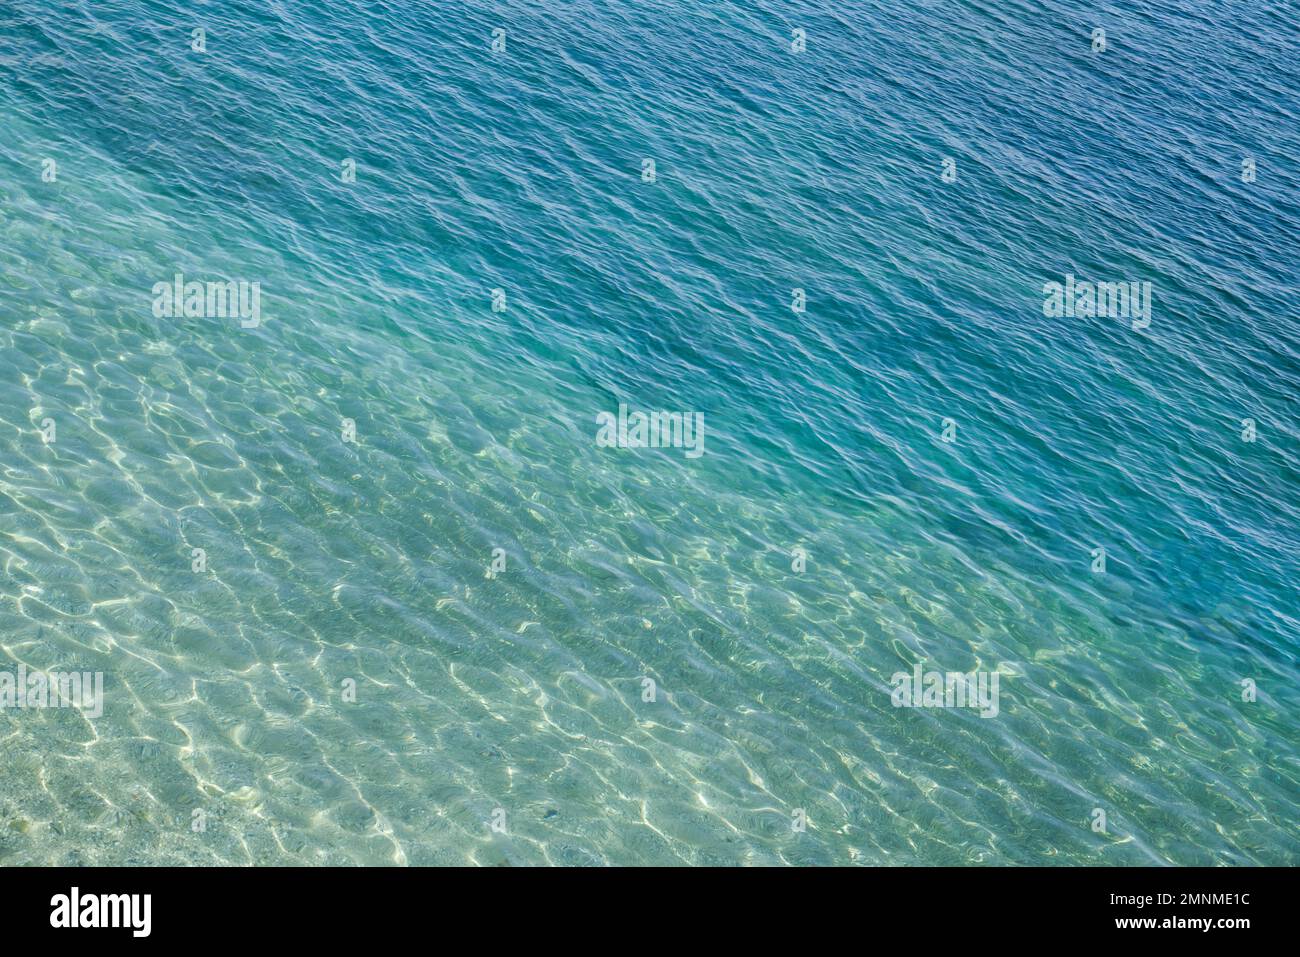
xmin=0 ymin=0 xmax=1296 ymax=865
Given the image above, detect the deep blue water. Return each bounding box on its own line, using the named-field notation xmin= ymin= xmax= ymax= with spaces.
xmin=0 ymin=0 xmax=1295 ymax=864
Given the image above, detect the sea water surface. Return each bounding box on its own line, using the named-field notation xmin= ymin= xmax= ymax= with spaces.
xmin=0 ymin=0 xmax=1296 ymax=865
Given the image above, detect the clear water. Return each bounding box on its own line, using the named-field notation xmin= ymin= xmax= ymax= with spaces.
xmin=0 ymin=0 xmax=1296 ymax=865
